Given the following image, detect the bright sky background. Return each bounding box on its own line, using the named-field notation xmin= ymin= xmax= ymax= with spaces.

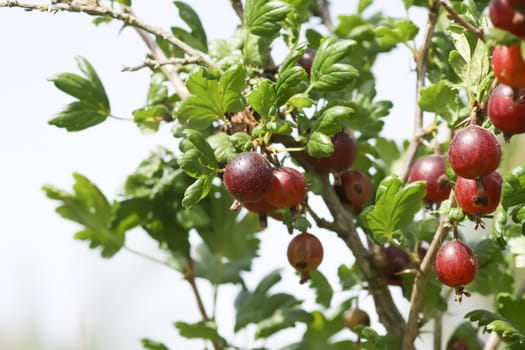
xmin=0 ymin=1 xmax=491 ymax=349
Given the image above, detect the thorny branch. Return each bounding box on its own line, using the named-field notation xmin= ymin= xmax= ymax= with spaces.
xmin=0 ymin=0 xmax=216 ymax=68
xmin=440 ymin=0 xmax=486 ymax=42
xmin=402 ymin=2 xmax=444 ymax=349
xmin=398 ymin=1 xmax=440 ymax=183
xmin=121 ymin=57 xmax=202 ymax=72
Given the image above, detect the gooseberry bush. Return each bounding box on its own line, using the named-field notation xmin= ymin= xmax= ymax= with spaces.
xmin=5 ymin=0 xmax=525 ymax=349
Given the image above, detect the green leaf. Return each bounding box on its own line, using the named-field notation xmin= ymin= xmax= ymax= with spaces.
xmin=48 ymin=56 xmax=110 ymax=131
xmin=310 ymin=38 xmax=358 ymax=91
xmin=133 ymin=105 xmax=168 ymax=134
xmin=446 ymin=323 xmax=483 ymax=350
xmin=418 ymin=81 xmax=462 ymax=122
xmin=275 ymin=66 xmax=308 ymax=106
xmin=207 ymin=132 xmax=236 ymax=164
xmin=173 ymin=1 xmax=208 ymax=52
xmin=374 ymin=19 xmax=419 ymax=46
xmin=48 ymin=101 xmax=108 ymax=132
xmin=43 ymin=173 xmax=123 ymax=257
xmin=364 ymin=176 xmax=426 ymax=244
xmin=182 ymin=174 xmax=214 ymax=208
xmin=245 ymin=0 xmax=290 ymax=37
xmin=235 ymin=269 xmax=311 ymax=334
xmin=306 ymin=131 xmax=333 ymax=158
xmin=498 ymin=293 xmax=525 ymax=334
xmin=309 ymin=270 xmax=333 ymax=308
xmin=175 ymin=66 xmax=246 ymax=129
xmin=311 ymin=106 xmax=353 ymax=136
xmin=197 ymin=185 xmax=261 ymax=260
xmin=358 ymin=0 xmax=373 ymax=13
xmin=502 ymin=165 xmax=525 ymax=210
xmin=179 ymin=129 xmax=217 ymax=176
xmin=141 ymin=338 xmax=170 ymax=350
xmin=469 ymin=239 xmax=513 ymax=295
xmin=174 ymin=321 xmax=223 ymax=342
xmin=247 ymin=79 xmax=277 ymax=119
xmin=230 ymin=132 xmax=254 ymax=152
xmin=466 ymin=309 xmax=525 ymax=347
xmin=448 ymin=30 xmax=491 ymax=99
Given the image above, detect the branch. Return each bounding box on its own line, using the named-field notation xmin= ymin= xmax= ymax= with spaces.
xmin=230 ymin=0 xmax=243 ymax=23
xmin=440 ymin=0 xmax=485 ymax=42
xmin=131 ymin=24 xmax=191 ymax=99
xmin=0 ymin=0 xmax=216 ymax=68
xmin=398 ymin=1 xmax=440 ymax=182
xmin=184 ymin=258 xmax=223 ymax=350
xmin=122 ymin=57 xmax=202 ymax=72
xmin=271 ymin=134 xmax=406 ymax=336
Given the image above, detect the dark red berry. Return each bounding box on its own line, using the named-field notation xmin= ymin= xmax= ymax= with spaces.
xmin=287 ymin=232 xmax=323 ymax=284
xmin=434 ymin=240 xmax=477 ymax=302
xmin=336 ymin=169 xmax=373 ymax=213
xmin=344 ymin=308 xmax=371 ymax=332
xmin=489 ymin=0 xmax=525 ymax=37
xmin=223 ymin=152 xmax=273 ymax=202
xmin=298 ymin=48 xmax=316 ymax=76
xmin=448 ymin=126 xmax=501 ymax=179
xmin=383 ymin=246 xmax=412 ymax=286
xmin=408 ymin=155 xmax=451 ymax=206
xmin=449 ymin=340 xmax=470 ymax=350
xmin=488 ymin=83 xmax=525 ymax=141
xmin=265 ymin=167 xmax=307 ymax=209
xmin=493 ymin=45 xmax=525 ymax=88
xmin=308 ymin=129 xmax=357 ymax=174
xmin=454 ymin=172 xmax=503 ymax=216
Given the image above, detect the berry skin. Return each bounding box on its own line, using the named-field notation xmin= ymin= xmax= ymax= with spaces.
xmin=298 ymin=48 xmax=316 ymax=76
xmin=335 ymin=170 xmax=373 ymax=213
xmin=265 ymin=167 xmax=308 ymax=209
xmin=488 ymin=83 xmax=525 ymax=142
xmin=287 ymin=232 xmax=323 ymax=284
xmin=408 ymin=155 xmax=451 ymax=206
xmin=448 ymin=126 xmax=501 ymax=179
xmin=434 ymin=240 xmax=477 ymax=302
xmin=223 ymin=152 xmax=274 ymax=203
xmin=493 ymin=45 xmax=525 ymax=88
xmin=344 ymin=308 xmax=371 ymax=332
xmin=489 ymin=0 xmax=525 ymax=37
xmin=454 ymin=172 xmax=503 ymax=216
xmin=308 ymin=129 xmax=357 ymax=174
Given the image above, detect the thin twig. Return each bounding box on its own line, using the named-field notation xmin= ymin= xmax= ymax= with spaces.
xmin=230 ymin=0 xmax=243 ymax=23
xmin=123 ymin=245 xmax=178 ymax=271
xmin=440 ymin=0 xmax=485 ymax=42
xmin=122 ymin=57 xmax=202 ymax=72
xmin=131 ymin=24 xmax=191 ymax=98
xmin=398 ymin=1 xmax=440 ymax=183
xmin=0 ymin=0 xmax=216 ymax=68
xmin=318 ymin=0 xmax=332 ymax=30
xmin=184 ymin=258 xmax=223 ymax=350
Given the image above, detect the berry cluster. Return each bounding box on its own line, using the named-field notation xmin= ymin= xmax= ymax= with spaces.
xmin=223 ymin=151 xmax=308 ymax=226
xmin=489 ymin=0 xmax=525 ymax=140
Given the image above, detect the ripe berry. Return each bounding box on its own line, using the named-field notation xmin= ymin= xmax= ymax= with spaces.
xmin=265 ymin=167 xmax=308 ymax=209
xmin=493 ymin=45 xmax=525 ymax=88
xmin=489 ymin=0 xmax=525 ymax=37
xmin=408 ymin=155 xmax=451 ymax=206
xmin=434 ymin=240 xmax=477 ymax=302
xmin=298 ymin=48 xmax=316 ymax=76
xmin=308 ymin=129 xmax=357 ymax=174
xmin=454 ymin=171 xmax=503 ymax=216
xmin=344 ymin=308 xmax=371 ymax=332
xmin=487 ymin=83 xmax=525 ymax=141
xmin=287 ymin=232 xmax=323 ymax=284
xmin=383 ymin=246 xmax=412 ymax=286
xmin=335 ymin=169 xmax=373 ymax=213
xmin=448 ymin=126 xmax=501 ymax=179
xmin=223 ymin=152 xmax=273 ymax=202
